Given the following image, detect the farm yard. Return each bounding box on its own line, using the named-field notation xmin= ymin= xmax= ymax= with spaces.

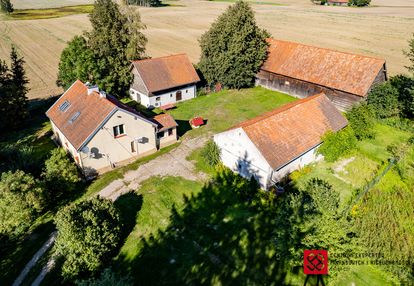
xmin=24 ymin=87 xmax=409 ymax=286
xmin=0 ymin=0 xmax=413 ymax=99
xmin=1 ymin=0 xmax=414 ymax=284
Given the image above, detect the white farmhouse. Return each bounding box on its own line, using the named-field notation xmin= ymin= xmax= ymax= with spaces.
xmin=214 ymin=94 xmax=348 ymax=190
xmin=130 ymin=54 xmax=200 ymax=109
xmin=46 ymin=80 xmax=178 ymax=176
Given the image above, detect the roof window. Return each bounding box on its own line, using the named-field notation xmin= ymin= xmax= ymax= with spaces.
xmin=59 ymin=100 xmax=71 ymax=112
xmin=69 ymin=111 xmax=81 ymax=124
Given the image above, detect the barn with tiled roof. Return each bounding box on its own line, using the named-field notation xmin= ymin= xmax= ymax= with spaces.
xmin=256 ymin=39 xmax=387 ymax=110
xmin=214 ymin=94 xmax=348 ymax=190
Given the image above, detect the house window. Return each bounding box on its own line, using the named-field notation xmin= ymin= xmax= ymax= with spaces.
xmin=131 ymin=141 xmax=136 ymax=153
xmin=157 ymin=131 xmax=165 ymax=139
xmin=186 ymin=89 xmax=188 ymax=93
xmin=113 ymin=124 xmax=125 ymax=137
xmin=170 ymin=94 xmax=173 ymax=97
xmin=168 ymin=128 xmax=173 ymax=136
xmin=156 ymin=97 xmax=161 ymax=101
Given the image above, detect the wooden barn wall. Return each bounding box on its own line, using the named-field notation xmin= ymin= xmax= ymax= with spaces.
xmin=256 ymin=70 xmax=365 ymax=111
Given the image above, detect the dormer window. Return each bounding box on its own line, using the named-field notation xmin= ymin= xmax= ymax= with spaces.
xmin=59 ymin=100 xmax=70 ymax=112
xmin=113 ymin=124 xmax=125 ymax=138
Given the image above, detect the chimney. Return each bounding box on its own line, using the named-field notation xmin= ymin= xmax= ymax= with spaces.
xmin=85 ymin=82 xmax=99 ymax=95
xmin=99 ymin=91 xmax=107 ymax=98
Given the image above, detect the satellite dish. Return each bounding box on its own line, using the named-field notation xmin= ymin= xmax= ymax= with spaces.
xmin=81 ymin=146 xmax=90 ymax=154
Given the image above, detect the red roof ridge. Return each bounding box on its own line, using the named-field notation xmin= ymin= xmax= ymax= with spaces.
xmin=232 ymin=93 xmax=324 ymax=130
xmin=266 ymin=38 xmax=385 ymax=63
xmin=131 ymin=53 xmax=189 ymax=63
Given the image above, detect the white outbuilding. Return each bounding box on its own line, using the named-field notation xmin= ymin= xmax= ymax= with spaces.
xmin=214 ymin=93 xmax=348 ymax=190
xmin=129 ymin=54 xmax=200 ymax=109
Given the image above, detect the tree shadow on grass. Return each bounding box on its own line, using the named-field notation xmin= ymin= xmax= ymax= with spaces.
xmin=116 ymin=169 xmax=314 ymax=285
xmin=114 ymin=192 xmax=143 ymax=245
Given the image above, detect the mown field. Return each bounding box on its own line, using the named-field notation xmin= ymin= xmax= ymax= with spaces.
xmin=0 ymin=0 xmax=413 ymax=99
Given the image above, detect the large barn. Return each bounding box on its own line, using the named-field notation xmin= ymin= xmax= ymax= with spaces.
xmin=256 ymin=39 xmax=387 ymax=110
xmin=214 ymin=94 xmax=348 ymax=190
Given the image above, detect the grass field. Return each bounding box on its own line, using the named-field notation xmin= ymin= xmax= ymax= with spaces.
xmin=7 ymin=5 xmax=94 ymax=20
xmin=0 ymin=0 xmax=413 ymax=99
xmin=291 ymin=123 xmax=412 ymax=206
xmin=159 ymin=86 xmax=296 ymax=138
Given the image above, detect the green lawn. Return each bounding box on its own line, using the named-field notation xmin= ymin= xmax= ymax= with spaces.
xmin=334 ymin=265 xmax=399 ymax=286
xmin=291 ymin=123 xmax=412 ymax=206
xmin=115 ymin=177 xmax=204 ymax=263
xmin=7 ymin=5 xmax=94 ymax=20
xmin=159 ymin=87 xmax=296 ymax=138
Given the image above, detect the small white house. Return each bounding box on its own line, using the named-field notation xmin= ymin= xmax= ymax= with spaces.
xmin=46 ymin=80 xmax=178 ymax=176
xmin=130 ymin=54 xmax=200 ymax=109
xmin=214 ymin=94 xmax=348 ymax=190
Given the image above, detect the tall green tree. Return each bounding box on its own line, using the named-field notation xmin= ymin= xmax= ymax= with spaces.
xmin=54 ymin=197 xmax=122 ymax=280
xmin=0 ymin=46 xmax=29 ymax=133
xmin=57 ymin=36 xmax=95 ymax=88
xmin=57 ymin=0 xmax=147 ymax=95
xmin=198 ymin=1 xmax=269 ymax=89
xmin=0 ymin=0 xmax=13 ymax=14
xmin=86 ymin=0 xmax=147 ymax=95
xmin=0 ymin=170 xmax=45 ymax=237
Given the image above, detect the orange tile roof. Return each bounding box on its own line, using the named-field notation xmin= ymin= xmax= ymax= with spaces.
xmin=153 ymin=113 xmax=178 ymax=132
xmin=132 ymin=54 xmax=200 ymax=93
xmin=46 ymin=80 xmax=156 ymax=150
xmin=261 ymin=39 xmax=385 ymax=97
xmin=234 ymin=94 xmax=348 ymax=170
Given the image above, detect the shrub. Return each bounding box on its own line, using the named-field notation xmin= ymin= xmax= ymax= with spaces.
xmin=201 ymin=140 xmax=221 ymax=167
xmin=349 ymin=0 xmax=370 ymax=6
xmin=54 ymin=197 xmax=122 ymax=280
xmin=0 ymin=170 xmax=45 ymax=237
xmin=42 ymin=148 xmax=80 ymax=195
xmin=367 ymin=82 xmax=400 ymax=118
xmin=76 ymin=268 xmax=133 ymax=286
xmin=346 ymin=102 xmax=375 ymax=140
xmin=387 ymin=143 xmax=410 ymax=161
xmin=318 ymin=127 xmax=357 ymax=162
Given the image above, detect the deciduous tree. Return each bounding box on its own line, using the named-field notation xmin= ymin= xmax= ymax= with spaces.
xmin=42 ymin=148 xmax=80 ymax=195
xmin=54 ymin=197 xmax=122 ymax=280
xmin=86 ymin=0 xmax=147 ymax=95
xmin=367 ymin=82 xmax=400 ymax=118
xmin=57 ymin=0 xmax=147 ymax=96
xmin=198 ymin=1 xmax=269 ymax=89
xmin=57 ymin=36 xmax=95 ymax=88
xmin=0 ymin=170 xmax=45 ymax=237
xmin=346 ymin=102 xmax=375 ymax=140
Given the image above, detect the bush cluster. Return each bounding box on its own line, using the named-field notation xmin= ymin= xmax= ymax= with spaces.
xmin=317 ymin=127 xmax=357 ymax=162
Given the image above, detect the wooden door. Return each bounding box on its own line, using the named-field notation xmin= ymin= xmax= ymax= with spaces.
xmin=176 ymin=91 xmax=182 ymax=101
